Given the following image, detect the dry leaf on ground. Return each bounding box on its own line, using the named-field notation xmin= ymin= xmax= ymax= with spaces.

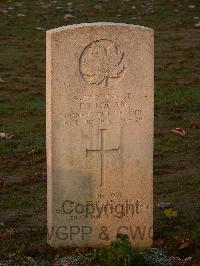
xmin=64 ymin=14 xmax=75 ymax=19
xmin=153 ymin=239 xmax=164 ymax=247
xmin=190 ymin=122 xmax=200 ymax=129
xmin=0 ymin=133 xmax=14 ymax=140
xmin=178 ymin=242 xmax=190 ymax=250
xmin=170 ymin=127 xmax=186 ymax=137
xmin=0 ymin=228 xmax=15 ymax=239
xmin=164 ymin=208 xmax=178 ymax=219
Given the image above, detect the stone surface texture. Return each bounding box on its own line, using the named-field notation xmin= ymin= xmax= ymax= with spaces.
xmin=46 ymin=23 xmax=154 ymax=248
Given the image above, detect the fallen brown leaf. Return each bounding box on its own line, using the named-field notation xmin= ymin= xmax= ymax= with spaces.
xmin=194 ymin=22 xmax=200 ymax=28
xmin=0 ymin=133 xmax=14 ymax=140
xmin=190 ymin=122 xmax=200 ymax=129
xmin=153 ymin=239 xmax=164 ymax=247
xmin=0 ymin=228 xmax=15 ymax=239
xmin=178 ymin=242 xmax=190 ymax=250
xmin=75 ymin=247 xmax=90 ymax=254
xmin=177 ymin=237 xmax=188 ymax=245
xmin=170 ymin=127 xmax=186 ymax=137
xmin=64 ymin=14 xmax=75 ymax=19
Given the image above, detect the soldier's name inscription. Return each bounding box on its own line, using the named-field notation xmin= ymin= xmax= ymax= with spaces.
xmin=60 ymin=91 xmax=145 ymax=126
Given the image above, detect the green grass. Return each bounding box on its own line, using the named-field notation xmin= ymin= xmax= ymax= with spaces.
xmin=155 ymin=86 xmax=200 ymax=114
xmin=155 ymin=135 xmax=200 ymax=152
xmin=0 ymin=184 xmax=46 ymax=210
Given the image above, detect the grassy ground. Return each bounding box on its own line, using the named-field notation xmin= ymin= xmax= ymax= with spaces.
xmin=0 ymin=0 xmax=200 ymax=264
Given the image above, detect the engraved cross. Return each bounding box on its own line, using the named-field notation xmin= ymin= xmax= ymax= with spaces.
xmin=86 ymin=129 xmax=120 ymax=186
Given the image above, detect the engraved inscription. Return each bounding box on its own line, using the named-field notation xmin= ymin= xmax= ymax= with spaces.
xmin=80 ymin=39 xmax=126 ymax=87
xmin=86 ymin=129 xmax=120 ymax=187
xmin=61 ymin=92 xmax=143 ymax=126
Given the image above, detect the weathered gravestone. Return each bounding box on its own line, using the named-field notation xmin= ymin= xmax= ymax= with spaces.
xmin=47 ymin=23 xmax=154 ymax=248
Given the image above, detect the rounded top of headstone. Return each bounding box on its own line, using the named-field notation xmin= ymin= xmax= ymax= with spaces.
xmin=46 ymin=22 xmax=153 ymax=34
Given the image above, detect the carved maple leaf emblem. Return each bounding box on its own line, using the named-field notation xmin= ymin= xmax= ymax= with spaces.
xmin=80 ymin=39 xmax=126 ymax=87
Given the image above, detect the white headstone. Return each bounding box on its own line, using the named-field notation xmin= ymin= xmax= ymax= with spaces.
xmin=47 ymin=23 xmax=154 ymax=248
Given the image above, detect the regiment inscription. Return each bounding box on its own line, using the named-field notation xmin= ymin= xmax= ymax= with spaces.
xmin=62 ymin=92 xmax=143 ymax=126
